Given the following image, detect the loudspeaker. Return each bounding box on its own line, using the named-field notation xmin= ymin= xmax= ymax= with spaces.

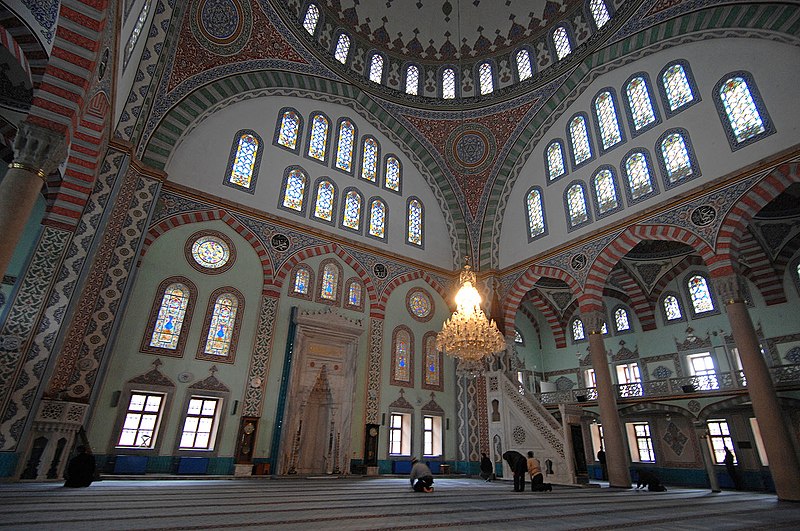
xmin=446 ymin=418 xmax=450 ymax=430
xmin=110 ymin=390 xmax=121 ymax=408
xmin=381 ymin=413 xmax=385 ymax=426
xmin=231 ymin=400 xmax=239 ymax=415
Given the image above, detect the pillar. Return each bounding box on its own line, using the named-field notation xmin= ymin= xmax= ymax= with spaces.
xmin=716 ymin=274 xmax=800 ymax=501
xmin=693 ymin=421 xmax=721 ymax=493
xmin=0 ymin=121 xmax=66 ymax=279
xmin=583 ymin=310 xmax=631 ymax=488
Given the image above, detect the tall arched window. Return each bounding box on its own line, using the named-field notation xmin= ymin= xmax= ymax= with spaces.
xmin=592 ymin=167 xmax=620 ymax=216
xmin=275 ymin=109 xmax=301 ymax=152
xmin=312 ymin=178 xmax=336 ymax=223
xmin=625 ymin=74 xmax=660 ymax=134
xmin=334 ymin=33 xmax=350 ymax=64
xmin=478 ymin=62 xmax=494 ymax=95
xmin=589 ymin=0 xmax=611 ymax=29
xmin=614 ymin=307 xmax=630 ymax=332
xmin=442 ymin=67 xmax=456 ymax=99
xmin=714 ymin=72 xmax=773 ymax=149
xmin=422 ymin=332 xmax=443 ymax=391
xmin=123 ymin=0 xmax=151 ymax=69
xmin=658 ymin=129 xmax=697 ymax=187
xmin=368 ymin=53 xmax=384 ymax=83
xmin=391 ymin=326 xmax=414 ymax=387
xmin=368 ymin=198 xmax=387 ymax=240
xmin=662 ymin=294 xmax=683 ymax=321
xmin=687 ymin=274 xmax=715 ymax=314
xmin=384 ymin=155 xmax=401 ymax=192
xmin=405 ymin=64 xmax=420 ymax=95
xmin=568 ymin=114 xmax=593 ymax=168
xmin=293 ymin=266 xmax=312 ymax=295
xmin=594 ymin=90 xmax=624 ymax=152
xmin=553 ymin=26 xmax=572 ymax=60
xmin=623 ymin=150 xmax=656 ymax=202
xmin=281 ymin=168 xmax=308 ymax=213
xmin=566 ymin=182 xmax=590 ymax=228
xmin=224 ymin=130 xmax=262 ymax=191
xmin=344 ymin=278 xmax=364 ymax=311
xmin=572 ymin=318 xmax=585 ymax=341
xmin=407 ymin=197 xmax=423 ymax=247
xmin=546 ymin=140 xmax=567 ymax=181
xmin=198 ymin=288 xmax=244 ymax=362
xmin=341 ymin=188 xmax=363 ymax=233
xmin=515 ymin=48 xmax=533 ymax=81
xmin=142 ymin=277 xmax=197 ymax=356
xmin=335 ymin=119 xmax=356 ymax=173
xmin=659 ymin=61 xmax=698 ymax=116
xmin=307 ymin=113 xmax=330 ymax=162
xmin=360 ymin=136 xmax=379 ymax=182
xmin=318 ymin=261 xmax=341 ymax=303
xmin=302 ymin=3 xmax=320 ymax=34
xmin=526 ymin=187 xmax=546 ymax=240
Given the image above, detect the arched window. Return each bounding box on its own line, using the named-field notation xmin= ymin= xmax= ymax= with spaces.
xmin=293 ymin=266 xmax=312 ymax=295
xmin=384 ymin=155 xmax=402 ymax=192
xmin=407 ymin=197 xmax=423 ymax=247
xmin=280 ymin=168 xmax=308 ymax=213
xmin=624 ymin=74 xmax=660 ymax=134
xmin=659 ymin=61 xmax=698 ymax=116
xmin=312 ymin=178 xmax=336 ymax=223
xmin=572 ymin=318 xmax=585 ymax=341
xmin=526 ymin=187 xmax=546 ymax=240
xmin=594 ymin=89 xmax=624 ymax=152
xmin=198 ymin=288 xmax=243 ymax=362
xmin=546 ymin=140 xmax=567 ymax=181
xmin=360 ymin=136 xmax=379 ymax=183
xmin=344 ymin=278 xmax=364 ymax=311
xmin=123 ymin=0 xmax=151 ymax=69
xmin=589 ymin=0 xmax=611 ymax=29
xmin=275 ymin=108 xmax=302 ymax=152
xmin=515 ymin=48 xmax=533 ymax=81
xmin=553 ymin=26 xmax=572 ymax=60
xmin=478 ymin=62 xmax=494 ymax=95
xmin=566 ymin=182 xmax=590 ymax=228
xmin=614 ymin=307 xmax=630 ymax=332
xmin=224 ymin=130 xmax=262 ymax=191
xmin=442 ymin=67 xmax=456 ymax=99
xmin=687 ymin=274 xmax=715 ymax=314
xmin=368 ymin=198 xmax=387 ymax=240
xmin=335 ymin=119 xmax=356 ymax=173
xmin=422 ymin=332 xmax=443 ymax=391
xmin=368 ymin=53 xmax=384 ymax=83
xmin=334 ymin=33 xmax=350 ymax=64
xmin=658 ymin=129 xmax=698 ymax=187
xmin=568 ymin=114 xmax=593 ymax=168
xmin=302 ymin=3 xmax=320 ymax=35
xmin=405 ymin=64 xmax=420 ymax=95
xmin=662 ymin=294 xmax=683 ymax=321
xmin=318 ymin=261 xmax=341 ymax=303
xmin=592 ymin=167 xmax=620 ymax=216
xmin=340 ymin=188 xmax=363 ymax=233
xmin=514 ymin=328 xmax=524 ymax=345
xmin=391 ymin=326 xmax=414 ymax=386
xmin=623 ymin=150 xmax=657 ymax=203
xmin=307 ymin=113 xmax=330 ymax=162
xmin=142 ymin=277 xmax=197 ymax=356
xmin=714 ymin=72 xmax=773 ymax=149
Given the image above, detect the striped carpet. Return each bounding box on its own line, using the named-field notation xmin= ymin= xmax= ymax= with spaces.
xmin=1 ymin=478 xmax=799 ymax=530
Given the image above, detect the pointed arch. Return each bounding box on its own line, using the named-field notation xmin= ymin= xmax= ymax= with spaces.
xmin=377 ymin=271 xmax=449 ymax=319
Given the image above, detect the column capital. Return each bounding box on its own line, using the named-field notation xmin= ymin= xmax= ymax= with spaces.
xmin=581 ymin=310 xmax=605 ymax=335
xmin=713 ymin=273 xmax=746 ymax=305
xmin=10 ymin=121 xmax=67 ymax=180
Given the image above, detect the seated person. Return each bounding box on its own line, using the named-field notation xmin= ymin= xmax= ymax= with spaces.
xmin=409 ymin=457 xmax=434 ymax=493
xmin=636 ymin=469 xmax=667 ymax=492
xmin=64 ymin=445 xmax=96 ymax=488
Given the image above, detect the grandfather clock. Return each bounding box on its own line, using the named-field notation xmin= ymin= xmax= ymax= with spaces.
xmin=364 ymin=423 xmax=379 ymax=467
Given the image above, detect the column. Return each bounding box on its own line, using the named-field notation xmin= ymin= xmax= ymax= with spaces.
xmin=693 ymin=421 xmax=721 ymax=493
xmin=716 ymin=274 xmax=800 ymax=501
xmin=0 ymin=121 xmax=66 ymax=279
xmin=584 ymin=310 xmax=631 ymax=488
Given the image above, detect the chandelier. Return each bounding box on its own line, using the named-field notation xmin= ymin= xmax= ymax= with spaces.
xmin=436 ymin=263 xmax=506 ymax=365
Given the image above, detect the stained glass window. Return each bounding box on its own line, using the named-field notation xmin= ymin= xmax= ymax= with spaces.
xmin=526 ymin=188 xmax=545 ymax=239
xmin=282 ymin=169 xmax=307 ymax=211
xmin=663 ymin=295 xmax=682 ymax=320
xmin=150 ymin=283 xmax=190 ymax=350
xmin=626 ymin=76 xmax=657 ymax=131
xmin=385 ymin=156 xmax=401 ymax=191
xmin=124 ymin=0 xmax=151 ymax=69
xmin=625 ymin=151 xmax=653 ymax=200
xmin=442 ymin=68 xmax=456 ymax=99
xmin=688 ymin=274 xmax=714 ymax=314
xmin=308 ymin=114 xmax=329 ymax=161
xmin=394 ymin=329 xmax=411 ymax=382
xmin=424 ymin=334 xmax=440 ymax=388
xmin=203 ymin=293 xmax=238 ymax=357
xmin=595 ymin=91 xmax=622 ymax=150
xmin=514 ymin=328 xmax=523 ymax=344
xmin=361 ymin=137 xmax=379 ymax=182
xmin=572 ymin=319 xmax=585 ymax=341
xmin=228 ymin=133 xmax=258 ymax=189
xmin=334 ymin=33 xmax=350 ymax=64
xmin=546 ymin=141 xmax=566 ymax=180
xmin=720 ymin=76 xmax=766 ymax=143
xmin=277 ymin=110 xmax=300 ymax=150
xmin=590 ymin=0 xmax=611 ymax=29
xmin=614 ymin=307 xmax=630 ymax=332
xmin=294 ymin=268 xmax=310 ymax=294
xmin=320 ymin=263 xmax=339 ymax=301
xmin=302 ymin=3 xmax=319 ymax=34
xmin=661 ymin=132 xmax=693 ymax=183
xmin=567 ymin=183 xmax=589 ymax=227
xmin=369 ymin=54 xmax=384 ymax=83
xmin=407 ymin=199 xmax=423 ymax=246
xmin=409 ymin=291 xmax=431 ymax=318
xmin=553 ymin=26 xmax=571 ymax=60
xmin=478 ymin=62 xmax=493 ymax=95
xmin=335 ymin=120 xmax=355 ymax=172
xmin=593 ymin=168 xmax=618 ymax=214
xmin=368 ymin=199 xmax=386 ymax=239
xmin=516 ymin=49 xmax=533 ymax=81
xmin=342 ymin=190 xmax=362 ymax=230
xmin=348 ymin=281 xmax=362 ymax=307
xmin=569 ymin=115 xmax=592 ymax=166
xmin=405 ymin=65 xmax=419 ymax=95
xmin=191 ymin=235 xmax=230 ymax=269
xmin=601 ymin=322 xmax=608 ymax=334
xmin=313 ymin=180 xmax=335 ymax=221
xmin=662 ymin=64 xmax=694 ymax=112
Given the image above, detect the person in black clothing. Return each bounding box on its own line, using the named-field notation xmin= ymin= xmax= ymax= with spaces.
xmin=64 ymin=445 xmax=96 ymax=488
xmin=409 ymin=457 xmax=434 ymax=492
xmin=480 ymin=453 xmax=493 ymax=482
xmin=597 ymin=448 xmax=607 ymax=480
xmin=724 ymin=447 xmax=742 ymax=490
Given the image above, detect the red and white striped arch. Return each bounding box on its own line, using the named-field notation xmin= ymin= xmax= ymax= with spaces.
xmin=520 ymin=291 xmax=566 ymax=348
xmin=607 ymin=267 xmax=655 ymax=331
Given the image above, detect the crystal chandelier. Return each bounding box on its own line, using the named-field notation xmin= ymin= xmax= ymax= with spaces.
xmin=436 ymin=263 xmax=506 ymax=365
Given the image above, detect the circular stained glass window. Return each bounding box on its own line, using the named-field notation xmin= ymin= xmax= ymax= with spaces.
xmin=185 ymin=231 xmax=235 ymax=274
xmin=407 ymin=289 xmax=433 ymax=321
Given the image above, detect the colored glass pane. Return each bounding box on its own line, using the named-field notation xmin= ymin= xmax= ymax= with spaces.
xmin=516 ymin=49 xmax=532 ymax=81
xmin=361 ymin=138 xmax=378 ymax=182
xmin=302 ymin=4 xmax=319 ymax=34
xmin=594 ymin=169 xmax=618 ymax=213
xmin=334 ymin=34 xmax=350 ymax=63
xmin=321 ymin=264 xmax=338 ymax=300
xmin=572 ymin=319 xmax=585 ymax=341
xmin=343 ymin=191 xmax=362 ymax=230
xmin=395 ymin=330 xmax=410 ymax=381
xmin=314 ymin=180 xmax=334 ymax=221
xmin=385 ymin=156 xmax=401 ymax=191
xmin=278 ymin=111 xmax=300 ymax=150
xmin=614 ymin=308 xmax=630 ymax=331
xmin=567 ymin=184 xmax=588 ymax=226
xmin=626 ymin=77 xmax=657 ymax=130
xmin=407 ymin=199 xmax=423 ymax=245
xmin=150 ymin=284 xmax=190 ymax=350
xmin=569 ymin=116 xmax=592 ymax=165
xmin=308 ymin=115 xmax=329 ymax=160
xmin=601 ymin=322 xmax=608 ymax=334
xmin=478 ymin=62 xmax=493 ymax=95
xmin=191 ymin=236 xmax=230 ymax=269
xmin=720 ymin=77 xmax=766 ymax=143
xmin=294 ymin=268 xmax=310 ymax=294
xmin=661 ymin=133 xmax=693 ymax=183
xmin=547 ymin=142 xmax=566 ymax=180
xmin=348 ymin=282 xmax=362 ymax=306
xmin=405 ymin=65 xmax=419 ymax=95
xmin=124 ymin=0 xmax=151 ymax=68
xmin=553 ymin=26 xmax=571 ymax=60
xmin=595 ymin=91 xmax=622 ymax=149
xmin=283 ymin=169 xmax=306 ymax=211
xmin=369 ymin=200 xmax=386 ymax=239
xmin=514 ymin=329 xmax=523 ymax=344
xmin=409 ymin=291 xmax=431 ymax=318
xmin=369 ymin=54 xmax=384 ymax=83
xmin=335 ymin=121 xmax=355 ymax=172
xmin=229 ymin=134 xmax=258 ymax=188
xmin=204 ymin=294 xmax=238 ymax=357
xmin=688 ymin=275 xmax=714 ymax=313
xmin=526 ymin=189 xmax=545 ymax=238
xmin=424 ymin=336 xmax=439 ymax=386
xmin=662 ymin=64 xmax=694 ymax=111
xmin=442 ymin=68 xmax=456 ymax=99
xmin=664 ymin=295 xmax=682 ymax=320
xmin=590 ymin=0 xmax=610 ymax=28
xmin=625 ymin=152 xmax=653 ymax=200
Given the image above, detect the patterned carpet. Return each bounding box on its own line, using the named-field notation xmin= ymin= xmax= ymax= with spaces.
xmin=1 ymin=478 xmax=799 ymax=530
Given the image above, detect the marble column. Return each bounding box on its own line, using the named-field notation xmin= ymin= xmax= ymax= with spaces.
xmin=715 ymin=274 xmax=800 ymax=501
xmin=584 ymin=310 xmax=631 ymax=488
xmin=693 ymin=421 xmax=721 ymax=493
xmin=0 ymin=122 xmax=66 ymax=279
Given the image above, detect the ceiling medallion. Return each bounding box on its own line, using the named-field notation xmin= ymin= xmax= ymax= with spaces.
xmin=191 ymin=0 xmax=252 ymax=55
xmin=445 ymin=122 xmax=497 ymax=174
